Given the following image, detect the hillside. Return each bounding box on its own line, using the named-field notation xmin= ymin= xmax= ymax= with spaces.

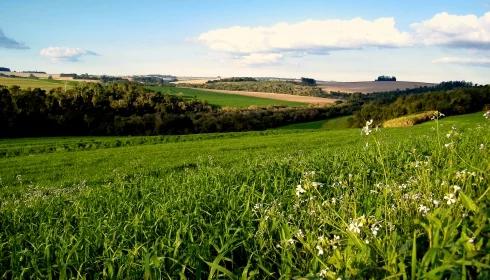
xmin=0 ymin=112 xmax=488 ymax=278
xmin=318 ymin=81 xmax=436 ymax=93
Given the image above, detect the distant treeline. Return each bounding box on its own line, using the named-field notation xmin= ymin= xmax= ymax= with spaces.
xmin=208 ymin=77 xmax=258 ymax=83
xmin=352 ymin=84 xmax=490 ymax=126
xmin=132 ymin=75 xmax=177 ymax=85
xmin=0 ymin=83 xmax=351 ymax=137
xmin=375 ymin=75 xmax=396 ymax=81
xmin=191 ymin=80 xmax=325 ymax=97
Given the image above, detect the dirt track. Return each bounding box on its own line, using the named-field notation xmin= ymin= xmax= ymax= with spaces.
xmin=191 ymin=88 xmax=337 ymax=105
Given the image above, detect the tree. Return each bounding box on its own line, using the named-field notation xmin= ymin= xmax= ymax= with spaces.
xmin=301 ymin=77 xmax=317 ymax=86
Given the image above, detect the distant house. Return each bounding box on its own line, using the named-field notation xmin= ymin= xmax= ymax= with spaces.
xmin=0 ymin=67 xmax=10 ymax=72
xmin=375 ymin=75 xmax=396 ymax=82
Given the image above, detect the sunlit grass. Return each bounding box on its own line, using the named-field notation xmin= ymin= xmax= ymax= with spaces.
xmin=0 ymin=112 xmax=488 ymax=278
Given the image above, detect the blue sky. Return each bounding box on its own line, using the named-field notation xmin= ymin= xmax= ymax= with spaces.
xmin=1 ymin=0 xmax=490 ymax=83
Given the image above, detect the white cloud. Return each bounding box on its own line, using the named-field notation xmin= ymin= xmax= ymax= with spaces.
xmin=40 ymin=47 xmax=97 ymax=62
xmin=198 ymin=11 xmax=490 ymax=66
xmin=411 ymin=12 xmax=490 ymax=49
xmin=198 ymin=17 xmax=411 ymax=64
xmin=433 ymin=56 xmax=490 ymax=67
xmin=0 ymin=29 xmax=28 ymax=49
xmin=238 ymin=53 xmax=283 ymax=65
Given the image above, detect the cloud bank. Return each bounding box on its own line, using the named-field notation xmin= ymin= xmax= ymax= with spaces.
xmin=198 ymin=11 xmax=490 ymax=65
xmin=0 ymin=29 xmax=28 ymax=49
xmin=40 ymin=47 xmax=98 ymax=62
xmin=433 ymin=56 xmax=490 ymax=67
xmin=199 ymin=17 xmax=411 ymax=65
xmin=412 ymin=12 xmax=490 ymax=49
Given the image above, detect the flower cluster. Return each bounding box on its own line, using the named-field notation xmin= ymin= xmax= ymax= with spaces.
xmin=295 ymin=171 xmax=323 ymax=197
xmin=316 ymin=235 xmax=341 ymax=257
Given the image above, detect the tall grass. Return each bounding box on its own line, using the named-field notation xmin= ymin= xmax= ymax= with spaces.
xmin=0 ymin=112 xmax=489 ymax=279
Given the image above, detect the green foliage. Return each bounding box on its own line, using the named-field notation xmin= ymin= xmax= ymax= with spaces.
xmin=0 ymin=112 xmax=488 ymax=278
xmin=0 ymin=82 xmax=351 ymax=137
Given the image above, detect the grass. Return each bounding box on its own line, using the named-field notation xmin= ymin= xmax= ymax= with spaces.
xmin=0 ymin=112 xmax=489 ymax=278
xmin=0 ymin=77 xmax=77 ymax=90
xmin=148 ymin=85 xmax=305 ymax=108
xmin=278 ymin=115 xmax=353 ymax=130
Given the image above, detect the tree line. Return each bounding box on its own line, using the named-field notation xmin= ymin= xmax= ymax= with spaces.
xmin=190 ymin=80 xmax=325 ymax=97
xmin=0 ymin=82 xmax=352 ymax=137
xmin=352 ymin=85 xmax=490 ymax=126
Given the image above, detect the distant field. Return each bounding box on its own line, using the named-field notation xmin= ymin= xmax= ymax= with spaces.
xmin=148 ymin=85 xmax=305 ymax=108
xmin=190 ymin=87 xmax=336 ymax=105
xmin=318 ymin=81 xmax=435 ymax=94
xmin=0 ymin=77 xmax=76 ymax=90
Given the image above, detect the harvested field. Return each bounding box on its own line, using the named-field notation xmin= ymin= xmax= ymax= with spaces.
xmin=318 ymin=81 xmax=436 ymax=94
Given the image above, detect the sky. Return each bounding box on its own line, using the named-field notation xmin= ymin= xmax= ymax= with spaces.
xmin=1 ymin=0 xmax=490 ymax=83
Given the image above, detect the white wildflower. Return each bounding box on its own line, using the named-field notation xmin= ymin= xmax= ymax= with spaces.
xmin=316 ymin=244 xmax=324 ymax=256
xmin=361 ymin=119 xmax=374 ymax=136
xmin=432 ymin=199 xmax=440 ymax=207
xmin=444 ymin=142 xmax=454 ymax=148
xmin=348 ymin=217 xmax=364 ymax=234
xmin=484 ymin=110 xmax=490 ymax=119
xmin=480 ymin=144 xmax=485 ymax=150
xmin=371 ymin=224 xmax=381 ymax=236
xmin=295 ymin=184 xmax=306 ymax=196
xmin=319 ymin=268 xmax=328 ymax=278
xmin=311 ymin=181 xmax=324 ymax=188
xmin=452 ymin=185 xmax=461 ymax=193
xmin=418 ymin=205 xmax=430 ymax=216
xmin=444 ymin=193 xmax=457 ymax=205
xmin=296 ymin=229 xmax=304 ymax=239
xmin=287 ymin=238 xmax=295 ymax=245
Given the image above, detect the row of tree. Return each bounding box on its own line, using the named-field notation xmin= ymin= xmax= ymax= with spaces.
xmin=191 ymin=80 xmax=325 ymax=97
xmin=0 ymin=82 xmax=352 ymax=137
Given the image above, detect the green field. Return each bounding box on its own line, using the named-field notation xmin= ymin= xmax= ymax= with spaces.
xmin=278 ymin=115 xmax=354 ymax=130
xmin=148 ymin=85 xmax=305 ymax=108
xmin=0 ymin=77 xmax=77 ymax=90
xmin=0 ymin=112 xmax=489 ymax=278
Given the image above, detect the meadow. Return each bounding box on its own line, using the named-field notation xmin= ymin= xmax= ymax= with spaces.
xmin=147 ymin=85 xmax=304 ymax=108
xmin=0 ymin=112 xmax=489 ymax=278
xmin=0 ymin=77 xmax=77 ymax=90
